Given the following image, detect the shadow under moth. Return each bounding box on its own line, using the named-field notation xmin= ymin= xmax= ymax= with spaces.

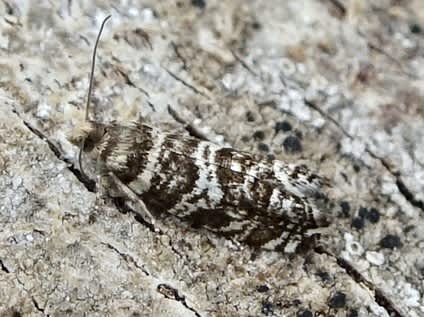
xmin=68 ymin=15 xmax=329 ymax=254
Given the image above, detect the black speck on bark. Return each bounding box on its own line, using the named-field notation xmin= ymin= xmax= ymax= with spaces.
xmin=379 ymin=234 xmax=402 ymax=249
xmin=261 ymin=301 xmax=274 ymax=316
xmin=258 ymin=142 xmax=269 ymax=152
xmin=358 ymin=207 xmax=368 ymax=218
xmin=191 ymin=0 xmax=206 ymax=9
xmin=256 ymin=284 xmax=269 ymax=293
xmin=351 ymin=217 xmax=364 ymax=230
xmin=297 ymin=309 xmax=313 ymax=317
xmin=367 ymin=208 xmax=380 ymax=223
xmin=246 ymin=111 xmax=255 ymax=122
xmin=275 ymin=120 xmax=292 ymax=133
xmin=347 ymin=309 xmax=358 ymax=317
xmin=328 ymin=291 xmax=346 ymax=309
xmin=283 ymin=135 xmax=302 ymax=153
xmin=340 ymin=201 xmax=351 ymax=217
xmin=253 ymin=130 xmax=265 ymax=140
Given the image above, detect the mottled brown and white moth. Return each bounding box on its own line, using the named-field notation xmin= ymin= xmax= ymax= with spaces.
xmin=68 ymin=16 xmax=329 ymax=253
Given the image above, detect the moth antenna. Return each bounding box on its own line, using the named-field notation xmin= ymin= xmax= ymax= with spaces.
xmin=79 ymin=15 xmax=111 ymax=180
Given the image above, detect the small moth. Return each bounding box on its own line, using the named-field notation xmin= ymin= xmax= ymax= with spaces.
xmin=68 ymin=16 xmax=329 ymax=253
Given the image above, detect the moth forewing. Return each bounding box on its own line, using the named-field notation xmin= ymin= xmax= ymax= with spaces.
xmin=70 ymin=119 xmax=328 ymax=252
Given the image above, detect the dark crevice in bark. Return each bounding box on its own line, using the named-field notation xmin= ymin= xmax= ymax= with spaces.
xmin=31 ymin=297 xmax=46 ymax=315
xmin=167 ymin=104 xmax=211 ymax=142
xmin=305 ymin=95 xmax=412 ymax=316
xmin=305 ymin=98 xmax=424 ymax=213
xmin=335 ymin=256 xmax=404 ymax=317
xmin=171 ymin=41 xmax=188 ymax=70
xmin=16 ymin=112 xmax=96 ymax=192
xmin=157 ymin=284 xmax=203 ymax=317
xmin=113 ymin=66 xmax=150 ymax=97
xmin=306 ymin=94 xmax=420 ymax=315
xmin=394 ymin=178 xmax=424 ymax=210
xmin=359 ymin=32 xmax=419 ymax=80
xmin=112 ymin=197 xmax=157 ymax=233
xmin=0 ymin=258 xmax=10 ymax=273
xmin=101 ymin=242 xmax=150 ymax=276
xmin=315 ymin=246 xmax=405 ymax=317
xmin=323 ymin=0 xmax=346 ymax=17
xmin=231 ymin=50 xmax=258 ymax=76
xmin=164 ymin=67 xmax=210 ymax=99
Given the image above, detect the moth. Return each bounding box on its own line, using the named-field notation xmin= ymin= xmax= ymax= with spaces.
xmin=68 ymin=15 xmax=329 ymax=253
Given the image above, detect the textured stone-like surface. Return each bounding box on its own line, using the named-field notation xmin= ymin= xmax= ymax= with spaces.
xmin=1 ymin=1 xmax=423 ymax=316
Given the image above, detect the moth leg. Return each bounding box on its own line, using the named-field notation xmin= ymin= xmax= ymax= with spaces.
xmin=94 ymin=174 xmax=112 ymax=208
xmin=108 ymin=172 xmax=157 ymax=228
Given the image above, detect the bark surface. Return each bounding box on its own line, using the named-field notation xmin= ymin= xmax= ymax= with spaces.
xmin=1 ymin=1 xmax=423 ymax=316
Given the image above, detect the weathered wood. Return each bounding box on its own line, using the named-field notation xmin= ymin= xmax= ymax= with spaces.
xmin=1 ymin=1 xmax=423 ymax=316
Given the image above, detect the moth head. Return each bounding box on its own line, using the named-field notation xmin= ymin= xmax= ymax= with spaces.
xmin=67 ymin=15 xmax=111 ymax=180
xmin=67 ymin=120 xmax=105 ymax=153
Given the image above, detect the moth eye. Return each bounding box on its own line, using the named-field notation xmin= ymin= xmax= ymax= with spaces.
xmin=82 ymin=139 xmax=96 ymax=152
